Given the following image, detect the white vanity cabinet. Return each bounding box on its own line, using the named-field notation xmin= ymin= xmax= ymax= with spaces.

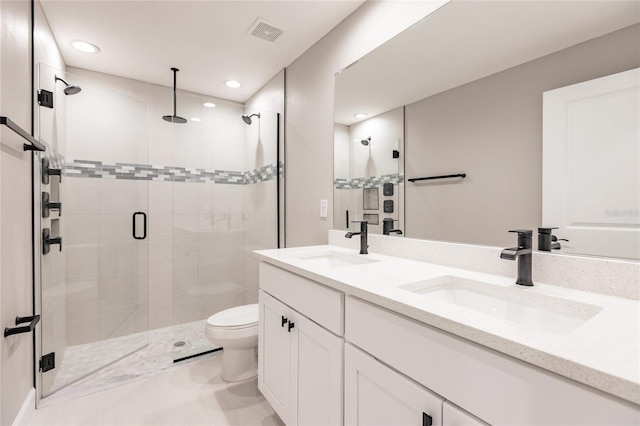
xmin=259 ymin=290 xmax=294 ymax=422
xmin=345 ymin=343 xmax=443 ymax=426
xmin=257 ymin=259 xmax=639 ymax=426
xmin=346 ymin=296 xmax=639 ymax=426
xmin=258 ymin=263 xmax=344 ymax=426
xmin=442 ymin=402 xmax=488 ymax=426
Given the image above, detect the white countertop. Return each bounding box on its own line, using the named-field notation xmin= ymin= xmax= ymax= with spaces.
xmin=254 ymin=245 xmax=640 ymax=406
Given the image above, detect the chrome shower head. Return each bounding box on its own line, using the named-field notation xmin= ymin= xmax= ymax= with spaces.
xmin=242 ymin=113 xmax=261 ymax=125
xmin=55 ymin=76 xmax=82 ymax=95
xmin=361 ymin=137 xmax=371 ymax=146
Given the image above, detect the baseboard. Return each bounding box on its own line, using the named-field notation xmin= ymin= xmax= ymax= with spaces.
xmin=12 ymin=388 xmax=35 ymax=426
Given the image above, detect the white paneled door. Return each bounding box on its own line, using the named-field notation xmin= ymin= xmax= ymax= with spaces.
xmin=543 ymin=68 xmax=640 ymax=260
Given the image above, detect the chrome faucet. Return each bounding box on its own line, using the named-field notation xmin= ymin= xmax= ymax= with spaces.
xmin=382 ymin=218 xmax=403 ymax=236
xmin=500 ymin=229 xmax=533 ymax=286
xmin=345 ymin=221 xmax=369 ymax=254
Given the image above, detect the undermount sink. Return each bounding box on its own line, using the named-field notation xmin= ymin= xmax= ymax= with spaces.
xmin=294 ymin=251 xmax=379 ymax=268
xmin=400 ymin=276 xmax=602 ymax=334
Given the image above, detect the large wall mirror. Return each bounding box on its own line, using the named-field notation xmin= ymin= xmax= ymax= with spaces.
xmin=334 ymin=0 xmax=639 ymax=260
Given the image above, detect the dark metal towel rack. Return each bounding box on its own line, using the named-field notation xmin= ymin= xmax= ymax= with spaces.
xmin=0 ymin=116 xmax=46 ymax=152
xmin=4 ymin=315 xmax=41 ymax=338
xmin=408 ymin=173 xmax=466 ymax=183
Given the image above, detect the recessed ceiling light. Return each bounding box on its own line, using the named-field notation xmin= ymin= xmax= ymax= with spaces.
xmin=203 ymin=102 xmax=216 ymax=108
xmin=190 ymin=117 xmax=201 ymax=122
xmin=224 ymin=80 xmax=241 ymax=89
xmin=354 ymin=113 xmax=368 ymax=119
xmin=71 ymin=40 xmax=100 ymax=54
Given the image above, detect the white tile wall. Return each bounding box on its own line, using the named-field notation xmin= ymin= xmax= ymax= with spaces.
xmin=148 ymin=181 xmax=172 ymax=211
xmin=66 ymin=245 xmax=99 ymax=281
xmin=65 ymin=211 xmax=99 ymax=245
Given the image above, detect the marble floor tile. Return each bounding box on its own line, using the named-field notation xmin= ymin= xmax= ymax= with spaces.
xmin=44 ymin=320 xmax=216 ymax=405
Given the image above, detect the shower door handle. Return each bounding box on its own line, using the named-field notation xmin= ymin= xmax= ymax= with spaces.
xmin=132 ymin=212 xmax=147 ymax=240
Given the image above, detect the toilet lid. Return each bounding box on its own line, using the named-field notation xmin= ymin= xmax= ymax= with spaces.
xmin=207 ymin=304 xmax=259 ymax=328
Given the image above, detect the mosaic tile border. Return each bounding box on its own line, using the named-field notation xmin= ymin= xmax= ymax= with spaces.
xmin=65 ymin=159 xmax=283 ymax=185
xmin=334 ymin=173 xmax=404 ymax=189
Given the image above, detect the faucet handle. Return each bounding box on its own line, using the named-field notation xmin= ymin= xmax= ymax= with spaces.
xmin=509 ymin=229 xmax=532 ymax=237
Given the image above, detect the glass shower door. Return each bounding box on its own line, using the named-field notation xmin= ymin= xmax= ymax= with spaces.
xmin=169 ymin=101 xmax=280 ymax=361
xmin=38 ymin=65 xmax=150 ymax=398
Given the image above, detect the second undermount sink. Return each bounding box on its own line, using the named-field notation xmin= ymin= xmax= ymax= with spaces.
xmin=399 ymin=276 xmax=602 ymax=335
xmin=294 ymin=251 xmax=379 ymax=268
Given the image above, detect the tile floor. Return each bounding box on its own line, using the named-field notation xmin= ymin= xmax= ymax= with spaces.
xmin=23 ymin=351 xmax=283 ymax=426
xmin=47 ymin=320 xmax=215 ymax=402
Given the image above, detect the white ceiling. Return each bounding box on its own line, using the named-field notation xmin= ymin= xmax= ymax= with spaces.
xmin=40 ymin=0 xmax=364 ymax=103
xmin=335 ymin=0 xmax=640 ymax=126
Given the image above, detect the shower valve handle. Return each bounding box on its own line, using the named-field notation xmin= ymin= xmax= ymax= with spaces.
xmin=281 ymin=316 xmax=288 ymax=327
xmin=288 ymin=321 xmax=295 ymax=333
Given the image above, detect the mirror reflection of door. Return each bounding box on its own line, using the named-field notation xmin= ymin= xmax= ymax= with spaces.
xmin=543 ymin=68 xmax=640 ymax=260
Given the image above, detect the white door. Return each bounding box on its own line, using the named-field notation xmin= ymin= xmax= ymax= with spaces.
xmin=258 ymin=291 xmax=291 ymax=424
xmin=292 ymin=311 xmax=343 ymax=426
xmin=345 ymin=343 xmax=443 ymax=426
xmin=542 ymin=68 xmax=640 ymax=260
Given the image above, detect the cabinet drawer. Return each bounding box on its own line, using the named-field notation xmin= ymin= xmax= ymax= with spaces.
xmin=260 ymin=262 xmax=344 ymax=335
xmin=346 ymin=296 xmax=639 ymax=426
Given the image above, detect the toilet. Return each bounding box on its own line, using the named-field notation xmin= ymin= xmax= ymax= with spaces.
xmin=204 ymin=304 xmax=259 ymax=382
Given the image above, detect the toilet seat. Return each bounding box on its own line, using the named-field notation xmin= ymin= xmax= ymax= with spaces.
xmin=207 ymin=303 xmax=258 ymax=329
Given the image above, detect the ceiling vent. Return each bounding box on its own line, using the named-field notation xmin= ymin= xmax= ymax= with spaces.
xmin=248 ymin=18 xmax=283 ymax=43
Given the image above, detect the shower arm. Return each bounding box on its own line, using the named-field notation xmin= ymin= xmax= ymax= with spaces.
xmin=172 ymin=68 xmax=177 ymax=116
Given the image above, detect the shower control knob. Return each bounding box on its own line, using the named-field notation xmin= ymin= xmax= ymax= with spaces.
xmin=281 ymin=316 xmax=288 ymax=327
xmin=288 ymin=321 xmax=295 ymax=333
xmin=42 ymin=228 xmax=62 ymax=255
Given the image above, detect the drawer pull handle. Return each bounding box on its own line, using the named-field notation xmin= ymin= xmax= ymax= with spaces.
xmin=281 ymin=316 xmax=288 ymax=327
xmin=288 ymin=321 xmax=295 ymax=332
xmin=422 ymin=412 xmax=432 ymax=426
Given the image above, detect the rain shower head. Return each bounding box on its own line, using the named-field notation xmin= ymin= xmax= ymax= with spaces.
xmin=163 ymin=67 xmax=187 ymax=124
xmin=55 ymin=76 xmax=82 ymax=95
xmin=242 ymin=113 xmax=260 ymax=125
xmin=361 ymin=137 xmax=371 ymax=146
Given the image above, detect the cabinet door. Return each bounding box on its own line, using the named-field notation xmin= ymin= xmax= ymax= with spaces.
xmin=345 ymin=344 xmax=443 ymax=426
xmin=259 ymin=290 xmax=292 ymax=424
xmin=442 ymin=402 xmax=488 ymax=426
xmin=292 ymin=311 xmax=343 ymax=426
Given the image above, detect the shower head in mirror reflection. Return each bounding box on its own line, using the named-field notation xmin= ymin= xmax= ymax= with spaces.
xmin=242 ymin=113 xmax=261 ymax=125
xmin=361 ymin=136 xmax=371 ymax=146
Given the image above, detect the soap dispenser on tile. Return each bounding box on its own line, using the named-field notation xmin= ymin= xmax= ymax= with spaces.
xmin=538 ymin=227 xmax=568 ymax=251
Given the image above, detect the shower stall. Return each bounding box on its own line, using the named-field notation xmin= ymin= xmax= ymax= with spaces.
xmin=36 ymin=64 xmax=281 ymax=400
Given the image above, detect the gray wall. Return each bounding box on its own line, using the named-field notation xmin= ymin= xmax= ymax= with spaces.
xmin=405 ymin=24 xmax=640 ymax=248
xmin=0 ymin=1 xmax=35 ymax=423
xmin=285 ymin=1 xmax=444 ymax=247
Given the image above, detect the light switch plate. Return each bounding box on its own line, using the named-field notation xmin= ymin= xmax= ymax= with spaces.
xmin=320 ymin=199 xmax=328 ymax=218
